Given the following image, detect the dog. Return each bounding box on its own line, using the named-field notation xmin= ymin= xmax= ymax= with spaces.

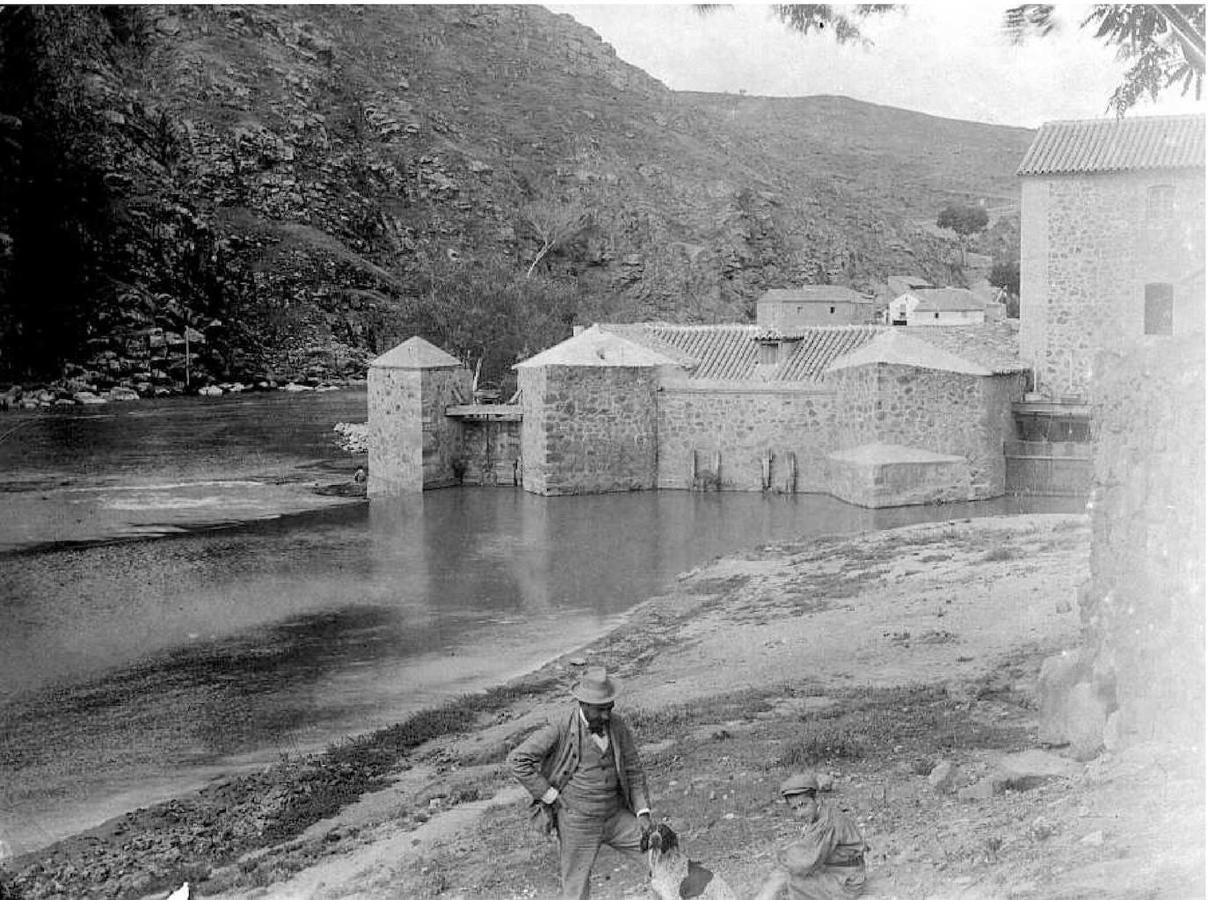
xmin=641 ymin=822 xmax=738 ymax=900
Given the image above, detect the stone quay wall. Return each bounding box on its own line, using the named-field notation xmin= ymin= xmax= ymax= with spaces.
xmin=1080 ymin=334 xmax=1205 ymax=750
xmin=1020 ymin=169 xmax=1205 ymax=398
xmin=656 ymin=385 xmax=839 ymax=493
xmin=518 ymin=365 xmax=658 ymax=495
xmin=828 ymin=365 xmax=1025 ymax=499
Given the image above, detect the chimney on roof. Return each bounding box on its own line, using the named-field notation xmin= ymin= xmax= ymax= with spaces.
xmin=756 ymin=330 xmax=801 ymax=366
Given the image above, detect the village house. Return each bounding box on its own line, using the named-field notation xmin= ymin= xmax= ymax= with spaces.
xmin=756 ymin=285 xmax=875 ymax=328
xmin=888 ymin=287 xmax=990 ymax=326
xmin=1018 ymin=113 xmax=1205 ymax=399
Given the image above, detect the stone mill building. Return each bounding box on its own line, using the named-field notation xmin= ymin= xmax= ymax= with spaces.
xmin=369 ymin=321 xmax=1027 ymax=508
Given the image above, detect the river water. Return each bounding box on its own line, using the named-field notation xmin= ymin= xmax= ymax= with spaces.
xmin=0 ymin=388 xmax=1080 ymax=855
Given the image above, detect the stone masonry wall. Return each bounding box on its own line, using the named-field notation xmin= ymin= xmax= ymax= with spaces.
xmin=1083 ymin=334 xmax=1205 ymax=749
xmin=518 ymin=367 xmax=550 ymax=493
xmin=1020 ymin=170 xmax=1205 ymax=398
xmin=368 ymin=366 xmax=421 ymax=496
xmin=656 ymin=386 xmax=839 ymax=492
xmin=518 ymin=365 xmax=657 ymax=495
xmin=829 ymin=364 xmax=1025 ymax=499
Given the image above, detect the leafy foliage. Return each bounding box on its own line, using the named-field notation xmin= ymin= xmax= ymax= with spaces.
xmin=404 ymin=256 xmax=606 ymax=389
xmin=1004 ymin=4 xmax=1205 ymax=115
xmin=520 ymin=199 xmax=592 ymax=278
xmin=990 ymin=259 xmax=1020 ymax=297
xmin=769 ymin=5 xmax=897 ymax=46
xmin=937 ymin=203 xmax=989 ymax=239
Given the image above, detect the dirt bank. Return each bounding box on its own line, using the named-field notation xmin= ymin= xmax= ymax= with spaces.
xmin=4 ymin=514 xmax=1203 ymax=900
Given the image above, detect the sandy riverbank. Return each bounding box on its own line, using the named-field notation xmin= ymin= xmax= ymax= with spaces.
xmin=4 ymin=513 xmax=1203 ymax=900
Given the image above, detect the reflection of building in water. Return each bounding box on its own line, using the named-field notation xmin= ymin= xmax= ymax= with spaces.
xmin=368 ymin=494 xmax=431 ymax=610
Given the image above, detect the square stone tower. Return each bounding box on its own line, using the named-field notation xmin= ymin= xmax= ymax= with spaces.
xmin=368 ymin=337 xmax=471 ymax=496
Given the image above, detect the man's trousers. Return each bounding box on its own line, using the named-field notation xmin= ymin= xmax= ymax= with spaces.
xmin=557 ymin=806 xmax=645 ymax=900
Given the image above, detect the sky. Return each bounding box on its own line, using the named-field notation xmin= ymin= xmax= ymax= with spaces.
xmin=546 ymin=3 xmax=1207 ymax=128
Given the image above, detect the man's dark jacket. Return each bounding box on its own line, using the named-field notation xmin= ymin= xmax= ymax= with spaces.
xmin=509 ymin=705 xmax=650 ymax=815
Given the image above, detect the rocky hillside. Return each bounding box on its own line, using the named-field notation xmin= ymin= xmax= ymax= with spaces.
xmin=0 ymin=5 xmax=1034 ymax=394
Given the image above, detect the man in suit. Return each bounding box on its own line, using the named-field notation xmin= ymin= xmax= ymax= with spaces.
xmin=510 ymin=667 xmax=653 ymax=900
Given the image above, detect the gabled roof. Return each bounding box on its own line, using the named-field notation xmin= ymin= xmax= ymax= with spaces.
xmin=1017 ymin=114 xmax=1205 ymax=176
xmin=758 ymin=285 xmax=868 ymax=305
xmin=907 ymin=324 xmax=1026 ymax=373
xmin=529 ymin=321 xmax=1024 ymax=383
xmin=827 ymin=329 xmax=994 ymax=376
xmin=602 ymin=323 xmax=880 ymax=382
xmin=371 ymin=336 xmax=462 ymax=369
xmin=912 ymin=288 xmax=987 ymax=313
xmin=513 ymin=324 xmax=680 ymax=368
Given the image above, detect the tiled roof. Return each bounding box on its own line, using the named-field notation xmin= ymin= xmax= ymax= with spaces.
xmin=759 ymin=286 xmax=867 ymax=304
xmin=1017 ymin=114 xmax=1205 ymax=175
xmin=776 ymin=327 xmax=880 ymax=381
xmin=570 ymin=322 xmax=1024 ymax=381
xmin=600 ymin=323 xmax=880 ymax=383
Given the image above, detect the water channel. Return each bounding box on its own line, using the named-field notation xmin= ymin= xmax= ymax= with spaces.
xmin=0 ymin=388 xmax=1080 ymax=855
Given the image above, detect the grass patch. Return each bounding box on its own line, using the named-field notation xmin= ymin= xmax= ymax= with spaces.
xmin=776 ymin=684 xmax=1030 ymax=768
xmin=981 ymin=546 xmax=1018 ymax=562
xmin=780 ymin=724 xmax=867 ymax=764
xmin=688 ymin=574 xmax=753 ymax=596
xmin=627 ymin=685 xmax=789 ymax=738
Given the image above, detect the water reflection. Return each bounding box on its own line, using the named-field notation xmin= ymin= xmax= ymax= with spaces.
xmin=0 ymin=408 xmax=1083 ymax=855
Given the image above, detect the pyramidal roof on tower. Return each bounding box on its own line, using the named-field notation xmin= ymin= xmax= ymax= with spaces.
xmin=371 ymin=336 xmax=463 ymax=369
xmin=826 ymin=328 xmax=995 ymax=376
xmin=514 ymin=325 xmax=681 ymax=368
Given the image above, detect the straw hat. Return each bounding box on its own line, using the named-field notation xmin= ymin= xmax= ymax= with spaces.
xmin=571 ymin=667 xmax=619 ymax=704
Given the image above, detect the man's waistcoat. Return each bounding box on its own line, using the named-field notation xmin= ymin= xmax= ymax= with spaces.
xmin=509 ymin=705 xmax=650 ymax=816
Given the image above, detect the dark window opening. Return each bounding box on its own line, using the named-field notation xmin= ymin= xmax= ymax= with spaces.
xmin=758 ymin=342 xmax=778 ymax=365
xmin=1144 ymin=283 xmax=1174 ymax=335
xmin=829 ymin=306 xmax=836 ymax=314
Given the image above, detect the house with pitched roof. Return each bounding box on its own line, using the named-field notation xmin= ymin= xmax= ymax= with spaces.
xmin=757 ymin=285 xmax=875 ymax=328
xmin=1017 ymin=114 xmax=1205 ymax=398
xmin=888 ymin=287 xmax=988 ymax=326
